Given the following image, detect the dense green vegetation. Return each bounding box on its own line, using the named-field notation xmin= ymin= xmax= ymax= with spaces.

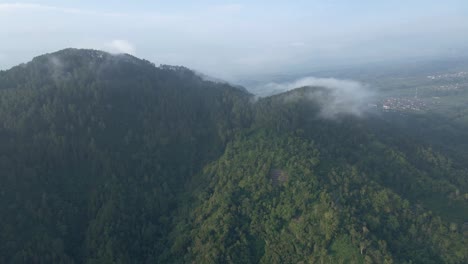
xmin=0 ymin=49 xmax=466 ymax=263
xmin=171 ymin=131 xmax=465 ymax=263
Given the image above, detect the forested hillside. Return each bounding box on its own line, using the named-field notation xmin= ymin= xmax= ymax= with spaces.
xmin=171 ymin=131 xmax=465 ymax=263
xmin=0 ymin=49 xmax=466 ymax=263
xmin=0 ymin=49 xmax=251 ymax=263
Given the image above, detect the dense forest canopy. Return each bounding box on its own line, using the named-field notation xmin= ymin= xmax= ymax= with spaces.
xmin=0 ymin=49 xmax=466 ymax=263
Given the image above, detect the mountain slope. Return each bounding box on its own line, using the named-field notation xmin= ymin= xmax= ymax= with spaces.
xmin=0 ymin=49 xmax=252 ymax=263
xmin=0 ymin=49 xmax=466 ymax=263
xmin=170 ymin=130 xmax=466 ymax=263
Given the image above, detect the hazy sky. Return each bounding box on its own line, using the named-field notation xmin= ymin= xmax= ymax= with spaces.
xmin=1 ymin=1 xmax=468 ymax=80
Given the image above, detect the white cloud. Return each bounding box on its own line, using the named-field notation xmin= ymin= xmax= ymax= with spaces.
xmin=0 ymin=2 xmax=126 ymax=17
xmin=0 ymin=3 xmax=42 ymax=11
xmin=255 ymin=77 xmax=375 ymax=118
xmin=105 ymin=40 xmax=136 ymax=55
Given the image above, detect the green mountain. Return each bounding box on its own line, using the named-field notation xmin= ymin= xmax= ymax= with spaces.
xmin=0 ymin=49 xmax=466 ymax=263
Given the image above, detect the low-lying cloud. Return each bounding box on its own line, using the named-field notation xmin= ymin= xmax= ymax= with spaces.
xmin=105 ymin=40 xmax=136 ymax=55
xmin=258 ymin=77 xmax=374 ymax=119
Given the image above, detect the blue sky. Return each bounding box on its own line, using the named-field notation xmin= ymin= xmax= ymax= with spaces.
xmin=1 ymin=1 xmax=467 ymax=80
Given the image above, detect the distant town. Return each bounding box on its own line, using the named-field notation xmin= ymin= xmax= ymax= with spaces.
xmin=378 ymin=71 xmax=468 ymax=112
xmin=427 ymin=71 xmax=468 ymax=80
xmin=381 ymin=97 xmax=428 ymax=112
